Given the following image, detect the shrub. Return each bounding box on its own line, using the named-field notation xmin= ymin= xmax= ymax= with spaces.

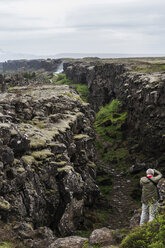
xmin=120 ymin=214 xmax=165 ymax=248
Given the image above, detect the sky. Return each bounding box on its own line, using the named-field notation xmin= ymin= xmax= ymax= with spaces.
xmin=0 ymin=0 xmax=165 ymax=61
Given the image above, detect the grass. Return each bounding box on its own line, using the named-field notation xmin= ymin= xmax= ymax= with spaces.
xmin=94 ymin=99 xmax=127 ymax=143
xmin=133 ymin=63 xmax=165 ymax=73
xmin=52 ymin=73 xmax=88 ymax=102
xmin=23 ymin=72 xmax=36 ymax=79
xmin=94 ymin=99 xmax=129 ymax=170
xmin=96 ymin=173 xmax=113 ymax=200
xmin=0 ymin=243 xmax=13 ymax=248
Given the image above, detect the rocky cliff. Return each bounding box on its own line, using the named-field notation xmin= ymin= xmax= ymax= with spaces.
xmin=0 ymin=77 xmax=99 ymax=239
xmin=2 ymin=59 xmax=62 ymax=73
xmin=0 ymin=58 xmax=165 ymax=248
xmin=64 ymin=61 xmax=165 ymax=172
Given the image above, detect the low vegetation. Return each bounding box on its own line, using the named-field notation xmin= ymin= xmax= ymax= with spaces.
xmin=94 ymin=99 xmax=127 ymax=143
xmin=133 ymin=62 xmax=165 ymax=73
xmin=0 ymin=222 xmax=25 ymax=248
xmin=94 ymin=99 xmax=129 ymax=170
xmin=52 ymin=73 xmax=88 ymax=102
xmin=120 ymin=213 xmax=165 ymax=248
xmin=23 ymin=72 xmax=36 ymax=79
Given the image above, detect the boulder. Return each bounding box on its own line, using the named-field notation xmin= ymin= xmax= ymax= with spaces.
xmin=89 ymin=227 xmax=115 ymax=246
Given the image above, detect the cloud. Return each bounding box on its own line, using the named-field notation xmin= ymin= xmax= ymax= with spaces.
xmin=0 ymin=0 xmax=165 ymax=59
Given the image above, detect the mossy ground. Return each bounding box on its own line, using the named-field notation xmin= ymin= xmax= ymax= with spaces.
xmin=131 ymin=62 xmax=165 ymax=73
xmin=94 ymin=100 xmax=130 ymax=171
xmin=0 ymin=242 xmax=13 ymax=248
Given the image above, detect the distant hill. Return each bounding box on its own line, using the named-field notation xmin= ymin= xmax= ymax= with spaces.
xmin=54 ymin=53 xmax=165 ymax=59
xmin=1 ymin=49 xmax=165 ymax=62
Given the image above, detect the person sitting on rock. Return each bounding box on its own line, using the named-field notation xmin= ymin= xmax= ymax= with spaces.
xmin=140 ymin=168 xmax=162 ymax=226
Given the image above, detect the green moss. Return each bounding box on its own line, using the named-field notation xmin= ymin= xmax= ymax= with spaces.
xmin=45 ymin=189 xmax=56 ymax=195
xmin=87 ymin=162 xmax=96 ymax=168
xmin=0 ymin=242 xmax=13 ymax=248
xmin=95 ymin=209 xmax=112 ymax=227
xmin=82 ymin=241 xmax=102 ymax=248
xmin=74 ymin=134 xmax=90 ymax=140
xmin=51 ymin=73 xmax=88 ymax=102
xmin=63 ymin=92 xmax=73 ymax=98
xmin=21 ymin=155 xmax=36 ymax=166
xmin=23 ymin=72 xmax=36 ymax=79
xmin=70 ymin=84 xmax=88 ymax=102
xmin=94 ymin=99 xmax=129 ymax=170
xmin=30 ymin=138 xmax=46 ymax=149
xmin=17 ymin=168 xmax=25 ymax=173
xmin=0 ymin=201 xmax=10 ymax=211
xmin=50 ymin=161 xmax=67 ymax=167
xmin=96 ymin=173 xmax=113 ymax=200
xmin=32 ymin=120 xmax=47 ymax=129
xmin=95 ymin=99 xmax=127 ymax=143
xmin=13 ymin=159 xmax=20 ymax=166
xmin=32 ymin=149 xmax=54 ymax=160
xmin=57 ymin=165 xmax=73 ymax=172
xmin=8 ymin=87 xmax=15 ymax=92
xmin=52 ymin=73 xmax=72 ymax=85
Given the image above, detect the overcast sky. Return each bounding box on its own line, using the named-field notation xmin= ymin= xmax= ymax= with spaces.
xmin=0 ymin=0 xmax=165 ymax=60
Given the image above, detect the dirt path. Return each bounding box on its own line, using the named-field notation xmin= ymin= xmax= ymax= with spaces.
xmin=98 ymin=161 xmax=139 ymax=229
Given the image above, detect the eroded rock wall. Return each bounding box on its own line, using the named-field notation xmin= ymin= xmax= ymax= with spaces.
xmin=0 ymin=82 xmax=99 ymax=235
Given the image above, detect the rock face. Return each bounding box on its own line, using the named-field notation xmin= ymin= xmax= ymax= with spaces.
xmin=2 ymin=59 xmax=62 ymax=73
xmin=64 ymin=61 xmax=165 ymax=171
xmin=0 ymin=81 xmax=99 ymax=235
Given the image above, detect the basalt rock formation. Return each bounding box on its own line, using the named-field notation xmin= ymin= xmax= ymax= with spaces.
xmin=0 ymin=77 xmax=99 ymax=238
xmin=64 ymin=61 xmax=165 ymax=172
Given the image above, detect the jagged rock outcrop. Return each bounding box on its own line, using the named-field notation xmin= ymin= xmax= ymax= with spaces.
xmin=64 ymin=61 xmax=165 ymax=171
xmin=0 ymin=81 xmax=99 ymax=236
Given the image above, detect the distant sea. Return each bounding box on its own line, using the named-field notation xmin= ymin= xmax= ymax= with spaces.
xmin=55 ymin=53 xmax=165 ymax=59
xmin=0 ymin=52 xmax=165 ymax=62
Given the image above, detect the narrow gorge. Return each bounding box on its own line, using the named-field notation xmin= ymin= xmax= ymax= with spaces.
xmin=0 ymin=58 xmax=165 ymax=248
